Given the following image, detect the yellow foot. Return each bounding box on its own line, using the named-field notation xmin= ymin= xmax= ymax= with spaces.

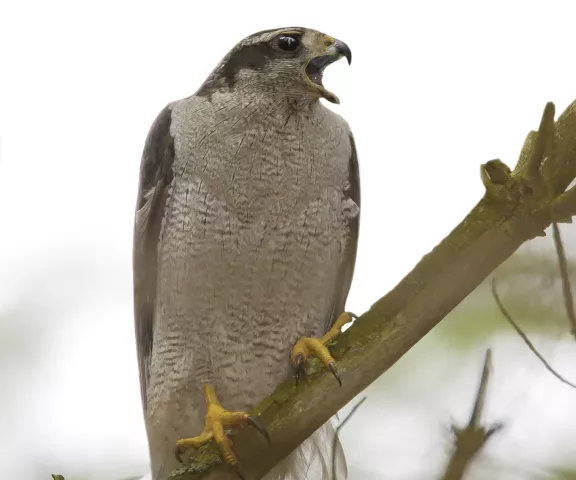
xmin=290 ymin=312 xmax=356 ymax=386
xmin=175 ymin=384 xmax=270 ymax=479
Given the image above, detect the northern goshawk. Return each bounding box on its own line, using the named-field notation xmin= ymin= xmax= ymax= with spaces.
xmin=133 ymin=26 xmax=359 ymax=480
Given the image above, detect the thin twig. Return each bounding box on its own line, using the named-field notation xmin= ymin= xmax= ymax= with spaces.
xmin=491 ymin=278 xmax=576 ymax=389
xmin=469 ymin=350 xmax=491 ymax=428
xmin=331 ymin=397 xmax=367 ymax=480
xmin=552 ymin=223 xmax=576 ymax=337
xmin=442 ymin=349 xmax=503 ymax=480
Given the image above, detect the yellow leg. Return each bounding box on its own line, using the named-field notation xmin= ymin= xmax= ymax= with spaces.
xmin=175 ymin=384 xmax=270 ymax=479
xmin=290 ymin=312 xmax=355 ymax=385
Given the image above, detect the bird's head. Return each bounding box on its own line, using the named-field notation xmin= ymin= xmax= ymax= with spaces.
xmin=197 ymin=27 xmax=352 ymax=104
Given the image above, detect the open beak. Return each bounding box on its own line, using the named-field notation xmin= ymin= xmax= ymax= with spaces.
xmin=305 ymin=38 xmax=352 ymax=104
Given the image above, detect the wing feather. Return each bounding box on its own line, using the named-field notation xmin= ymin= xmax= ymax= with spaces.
xmin=326 ymin=132 xmax=360 ymax=331
xmin=133 ymin=104 xmax=175 ymax=410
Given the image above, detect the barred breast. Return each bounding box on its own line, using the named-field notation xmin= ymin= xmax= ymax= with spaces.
xmin=148 ymin=90 xmax=358 ymax=421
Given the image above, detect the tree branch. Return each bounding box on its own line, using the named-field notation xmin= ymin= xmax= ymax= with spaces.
xmin=491 ymin=278 xmax=576 ymax=389
xmin=552 ymin=223 xmax=576 ymax=336
xmin=442 ymin=349 xmax=503 ymax=480
xmin=553 ymin=186 xmax=576 ymax=221
xmin=173 ymin=99 xmax=576 ymax=480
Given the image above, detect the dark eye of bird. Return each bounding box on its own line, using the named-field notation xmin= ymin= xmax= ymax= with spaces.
xmin=277 ymin=35 xmax=300 ymax=52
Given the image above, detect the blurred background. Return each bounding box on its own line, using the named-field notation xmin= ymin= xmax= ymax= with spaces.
xmin=1 ymin=1 xmax=576 ymax=479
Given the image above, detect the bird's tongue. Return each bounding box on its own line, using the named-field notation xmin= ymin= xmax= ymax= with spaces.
xmin=307 ymin=71 xmax=323 ymax=86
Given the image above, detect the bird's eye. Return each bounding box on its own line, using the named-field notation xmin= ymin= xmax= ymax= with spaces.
xmin=277 ymin=35 xmax=300 ymax=52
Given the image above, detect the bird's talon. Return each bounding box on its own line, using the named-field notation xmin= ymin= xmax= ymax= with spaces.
xmin=294 ymin=353 xmax=306 ymax=385
xmin=290 ymin=312 xmax=352 ymax=385
xmin=295 ymin=369 xmax=303 ymax=386
xmin=294 ymin=353 xmax=305 ymax=368
xmin=295 ymin=368 xmax=304 ymax=386
xmin=174 ymin=445 xmax=185 ymax=463
xmin=328 ymin=361 xmax=342 ymax=386
xmin=176 ymin=384 xmax=268 ymax=475
xmin=247 ymin=415 xmax=271 ymax=444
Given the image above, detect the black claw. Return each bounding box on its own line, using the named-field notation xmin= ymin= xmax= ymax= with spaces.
xmin=328 ymin=362 xmax=342 ymax=386
xmin=294 ymin=353 xmax=306 ymax=386
xmin=231 ymin=464 xmax=246 ymax=480
xmin=247 ymin=416 xmax=271 ymax=444
xmin=347 ymin=311 xmax=359 ymax=320
xmin=174 ymin=446 xmax=184 ymax=463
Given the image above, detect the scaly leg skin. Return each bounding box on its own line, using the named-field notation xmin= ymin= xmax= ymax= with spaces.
xmin=291 ymin=312 xmax=356 ymax=386
xmin=175 ymin=384 xmax=270 ymax=480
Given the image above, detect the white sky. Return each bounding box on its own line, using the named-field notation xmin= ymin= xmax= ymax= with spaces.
xmin=1 ymin=1 xmax=576 ymax=479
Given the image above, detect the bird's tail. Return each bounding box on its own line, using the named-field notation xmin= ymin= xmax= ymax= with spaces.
xmin=263 ymin=421 xmax=347 ymax=480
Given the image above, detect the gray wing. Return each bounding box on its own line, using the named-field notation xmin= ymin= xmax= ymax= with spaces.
xmin=326 ymin=132 xmax=360 ymax=331
xmin=133 ymin=104 xmax=175 ymax=410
